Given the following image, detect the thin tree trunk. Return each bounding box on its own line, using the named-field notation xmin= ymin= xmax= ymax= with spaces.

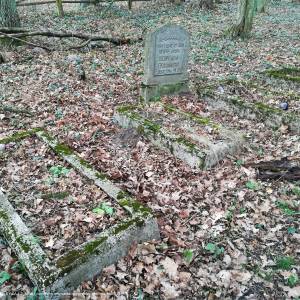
xmin=230 ymin=0 xmax=256 ymax=38
xmin=0 ymin=0 xmax=20 ymax=27
xmin=56 ymin=0 xmax=64 ymax=17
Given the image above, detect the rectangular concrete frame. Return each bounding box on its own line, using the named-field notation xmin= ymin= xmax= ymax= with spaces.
xmin=203 ymin=95 xmax=300 ymax=134
xmin=0 ymin=129 xmax=160 ymax=298
xmin=113 ymin=104 xmax=244 ymax=169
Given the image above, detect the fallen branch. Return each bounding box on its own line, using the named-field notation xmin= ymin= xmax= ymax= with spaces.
xmin=0 ymin=32 xmax=51 ymax=51
xmin=0 ymin=104 xmax=33 ymax=116
xmin=249 ymin=157 xmax=300 ymax=181
xmin=17 ymin=0 xmax=95 ymax=6
xmin=0 ymin=27 xmax=141 ymax=46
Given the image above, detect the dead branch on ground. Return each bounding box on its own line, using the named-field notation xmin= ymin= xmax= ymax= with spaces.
xmin=0 ymin=28 xmax=142 ymax=48
xmin=248 ymin=157 xmax=300 ymax=181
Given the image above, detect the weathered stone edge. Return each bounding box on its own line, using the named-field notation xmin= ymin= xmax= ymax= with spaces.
xmin=113 ymin=106 xmax=208 ymax=169
xmin=0 ymin=191 xmax=60 ymax=289
xmin=49 ymin=213 xmax=159 ymax=294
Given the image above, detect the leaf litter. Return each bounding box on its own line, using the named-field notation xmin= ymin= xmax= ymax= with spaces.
xmin=0 ymin=0 xmax=299 ymax=298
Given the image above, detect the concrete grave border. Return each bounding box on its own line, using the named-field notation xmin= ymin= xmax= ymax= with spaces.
xmin=0 ymin=129 xmax=160 ymax=298
xmin=113 ymin=103 xmax=244 ymax=169
xmin=200 ymin=95 xmax=300 ymax=134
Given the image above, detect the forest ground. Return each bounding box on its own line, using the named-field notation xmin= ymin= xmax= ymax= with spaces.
xmin=0 ymin=0 xmax=299 ymax=299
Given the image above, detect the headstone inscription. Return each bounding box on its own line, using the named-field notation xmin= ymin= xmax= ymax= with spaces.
xmin=141 ymin=24 xmax=190 ymax=101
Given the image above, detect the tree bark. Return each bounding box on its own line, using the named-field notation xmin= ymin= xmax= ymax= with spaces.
xmin=0 ymin=0 xmax=20 ymax=27
xmin=56 ymin=0 xmax=64 ymax=17
xmin=230 ymin=0 xmax=256 ymax=38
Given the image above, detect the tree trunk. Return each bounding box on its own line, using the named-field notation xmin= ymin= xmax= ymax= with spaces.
xmin=0 ymin=0 xmax=20 ymax=27
xmin=230 ymin=0 xmax=256 ymax=38
xmin=56 ymin=0 xmax=64 ymax=17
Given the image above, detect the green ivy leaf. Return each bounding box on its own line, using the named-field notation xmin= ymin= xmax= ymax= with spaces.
xmin=0 ymin=271 xmax=11 ymax=286
xmin=183 ymin=249 xmax=194 ymax=263
xmin=92 ymin=203 xmax=114 ymax=216
xmin=92 ymin=207 xmax=105 ymax=215
xmin=101 ymin=203 xmax=114 ymax=216
xmin=276 ymin=256 xmax=295 ymax=270
xmin=49 ymin=165 xmax=70 ymax=177
xmin=205 ymin=243 xmax=216 ymax=253
xmin=287 ymin=274 xmax=299 ymax=287
xmin=245 ymin=181 xmax=259 ymax=190
xmin=287 ymin=227 xmax=296 ymax=234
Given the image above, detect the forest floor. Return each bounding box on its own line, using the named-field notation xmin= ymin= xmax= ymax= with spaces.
xmin=0 ymin=0 xmax=300 ymax=299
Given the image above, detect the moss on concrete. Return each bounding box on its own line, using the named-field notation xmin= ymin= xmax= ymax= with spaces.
xmin=163 ymin=103 xmax=219 ymax=129
xmin=266 ymin=67 xmax=300 ymax=82
xmin=117 ymin=191 xmax=151 ymax=214
xmin=56 ymin=236 xmax=108 ymax=269
xmin=0 ymin=128 xmax=42 ymax=145
xmin=53 ymin=143 xmax=73 ymax=156
xmin=41 ymin=191 xmax=70 ymax=200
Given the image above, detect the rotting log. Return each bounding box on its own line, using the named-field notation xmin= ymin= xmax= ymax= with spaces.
xmin=249 ymin=157 xmax=300 ymax=181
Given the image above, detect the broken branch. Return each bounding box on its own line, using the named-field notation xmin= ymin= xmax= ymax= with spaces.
xmin=0 ymin=27 xmax=141 ymax=46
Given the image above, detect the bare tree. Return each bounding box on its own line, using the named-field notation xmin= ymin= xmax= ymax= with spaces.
xmin=230 ymin=0 xmax=256 ymax=38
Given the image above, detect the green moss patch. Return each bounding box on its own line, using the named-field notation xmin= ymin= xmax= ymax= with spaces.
xmin=56 ymin=236 xmax=108 ymax=269
xmin=0 ymin=128 xmax=42 ymax=145
xmin=266 ymin=67 xmax=300 ymax=82
xmin=117 ymin=191 xmax=151 ymax=214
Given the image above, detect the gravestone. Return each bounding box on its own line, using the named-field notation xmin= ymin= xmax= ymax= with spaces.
xmin=141 ymin=24 xmax=190 ymax=101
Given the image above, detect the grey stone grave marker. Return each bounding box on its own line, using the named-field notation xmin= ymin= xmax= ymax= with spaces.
xmin=141 ymin=24 xmax=190 ymax=101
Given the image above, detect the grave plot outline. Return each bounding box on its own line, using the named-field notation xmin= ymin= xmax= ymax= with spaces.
xmin=113 ymin=103 xmax=244 ymax=169
xmin=0 ymin=128 xmax=160 ymax=297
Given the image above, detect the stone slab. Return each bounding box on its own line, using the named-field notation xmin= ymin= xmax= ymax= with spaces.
xmin=0 ymin=129 xmax=160 ymax=298
xmin=141 ymin=24 xmax=190 ymax=101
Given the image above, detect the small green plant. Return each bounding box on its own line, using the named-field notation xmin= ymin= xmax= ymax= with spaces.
xmin=0 ymin=271 xmax=11 ymax=286
xmin=276 ymin=200 xmax=299 ymax=216
xmin=205 ymin=243 xmax=224 ymax=258
xmin=276 ymin=256 xmax=295 ymax=270
xmin=12 ymin=261 xmax=27 ymax=275
xmin=287 ymin=226 xmax=297 ymax=234
xmin=287 ymin=274 xmax=299 ymax=287
xmin=49 ymin=165 xmax=70 ymax=177
xmin=235 ymin=159 xmax=244 ymax=167
xmin=183 ymin=249 xmax=194 ymax=264
xmin=245 ymin=181 xmax=259 ymax=190
xmin=255 ymin=223 xmax=265 ymax=230
xmin=54 ymin=108 xmax=63 ymax=120
xmin=291 ymin=186 xmax=300 ymax=196
xmin=226 ymin=202 xmax=236 ymax=221
xmin=92 ymin=203 xmax=114 ymax=216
